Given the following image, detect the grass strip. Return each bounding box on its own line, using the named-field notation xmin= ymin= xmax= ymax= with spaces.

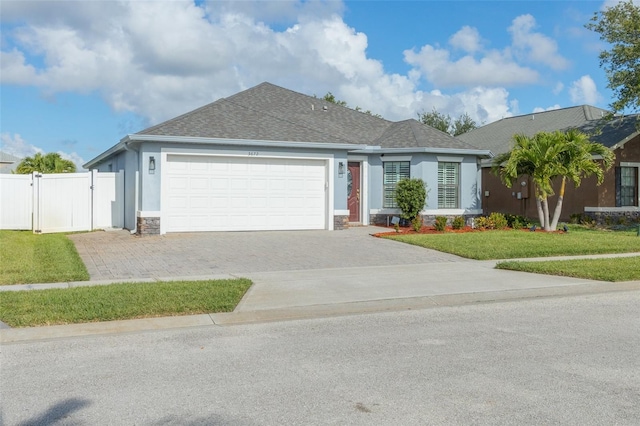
xmin=0 ymin=279 xmax=252 ymax=327
xmin=496 ymin=257 xmax=640 ymax=282
xmin=0 ymin=231 xmax=90 ymax=285
xmin=383 ymin=227 xmax=640 ymax=260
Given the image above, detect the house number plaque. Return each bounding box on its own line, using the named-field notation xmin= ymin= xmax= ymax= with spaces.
xmin=248 ymin=152 xmax=259 ymax=156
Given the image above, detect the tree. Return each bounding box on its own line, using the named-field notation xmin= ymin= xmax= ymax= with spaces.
xmin=451 ymin=112 xmax=478 ymax=136
xmin=418 ymin=108 xmax=451 ymax=133
xmin=418 ymin=109 xmax=478 ymax=136
xmin=492 ymin=130 xmax=614 ymax=231
xmin=15 ymin=152 xmax=76 ymax=174
xmin=549 ymin=129 xmax=614 ymax=230
xmin=317 ymin=92 xmax=382 ymax=117
xmin=322 ymin=92 xmax=347 ymax=107
xmin=586 ymin=0 xmax=640 ymax=115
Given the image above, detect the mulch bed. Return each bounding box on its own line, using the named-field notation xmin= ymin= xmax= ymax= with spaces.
xmin=373 ymin=226 xmax=566 ymax=237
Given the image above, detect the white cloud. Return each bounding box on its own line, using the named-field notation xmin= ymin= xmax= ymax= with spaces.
xmin=0 ymin=49 xmax=38 ymax=84
xmin=404 ymin=45 xmax=538 ymax=87
xmin=0 ymin=133 xmax=85 ymax=169
xmin=1 ymin=0 xmax=519 ymax=128
xmin=533 ymin=105 xmax=561 ymax=113
xmin=0 ymin=133 xmax=42 ymax=158
xmin=569 ymin=75 xmax=601 ymax=105
xmin=508 ymin=14 xmax=570 ymax=70
xmin=449 ymin=26 xmax=482 ymax=53
xmin=553 ymin=82 xmax=564 ymax=95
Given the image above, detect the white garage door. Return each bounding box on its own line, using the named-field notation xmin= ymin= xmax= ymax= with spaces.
xmin=164 ymin=155 xmax=327 ymax=232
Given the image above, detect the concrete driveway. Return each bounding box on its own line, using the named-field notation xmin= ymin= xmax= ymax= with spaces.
xmin=69 ymin=227 xmax=469 ymax=281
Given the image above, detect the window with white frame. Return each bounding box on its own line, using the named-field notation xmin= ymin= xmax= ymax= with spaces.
xmin=383 ymin=161 xmax=410 ymax=208
xmin=438 ymin=162 xmax=459 ymax=209
xmin=617 ymin=166 xmax=638 ymax=207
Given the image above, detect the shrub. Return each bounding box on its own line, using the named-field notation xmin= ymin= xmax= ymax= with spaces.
xmin=395 ymin=178 xmax=427 ymax=221
xmin=511 ymin=218 xmax=524 ymax=230
xmin=412 ymin=215 xmax=423 ymax=232
xmin=434 ymin=216 xmax=447 ymax=232
xmin=489 ymin=212 xmax=508 ymax=230
xmin=474 ymin=216 xmax=492 ymax=229
xmin=452 ymin=216 xmax=465 ymax=230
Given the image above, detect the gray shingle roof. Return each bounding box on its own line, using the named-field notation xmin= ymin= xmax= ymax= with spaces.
xmin=0 ymin=151 xmax=21 ymax=174
xmin=373 ymin=119 xmax=481 ymax=150
xmin=138 ymin=82 xmax=477 ymax=150
xmin=457 ymin=105 xmax=620 ymax=155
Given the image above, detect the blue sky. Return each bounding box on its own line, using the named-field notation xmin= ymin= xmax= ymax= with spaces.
xmin=0 ymin=0 xmax=629 ymax=169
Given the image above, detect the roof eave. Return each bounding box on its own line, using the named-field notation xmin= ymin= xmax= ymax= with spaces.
xmin=128 ymin=134 xmax=367 ymax=151
xmin=83 ymin=139 xmax=129 ymax=169
xmin=351 ymin=147 xmax=493 ymax=158
xmin=610 ymin=129 xmax=640 ymax=151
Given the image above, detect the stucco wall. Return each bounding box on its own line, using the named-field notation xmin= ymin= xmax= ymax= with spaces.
xmin=368 ymin=153 xmax=481 ymax=212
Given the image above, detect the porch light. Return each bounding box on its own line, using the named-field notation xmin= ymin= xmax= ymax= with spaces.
xmin=149 ymin=156 xmax=156 ymax=174
xmin=338 ymin=161 xmax=345 ymax=177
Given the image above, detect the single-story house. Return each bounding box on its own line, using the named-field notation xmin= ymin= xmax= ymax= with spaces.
xmin=458 ymin=105 xmax=640 ymax=223
xmin=84 ymin=82 xmax=492 ymax=235
xmin=0 ymin=151 xmax=21 ymax=174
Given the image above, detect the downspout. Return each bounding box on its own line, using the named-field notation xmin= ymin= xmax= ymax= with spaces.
xmin=123 ymin=139 xmax=140 ymax=235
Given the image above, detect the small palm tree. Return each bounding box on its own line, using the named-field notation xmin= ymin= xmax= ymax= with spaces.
xmin=15 ymin=152 xmax=76 ymax=174
xmin=549 ymin=129 xmax=614 ymax=229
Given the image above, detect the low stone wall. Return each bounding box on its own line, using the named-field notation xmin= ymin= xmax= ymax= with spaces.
xmin=583 ymin=210 xmax=640 ymax=226
xmin=137 ymin=216 xmax=160 ymax=236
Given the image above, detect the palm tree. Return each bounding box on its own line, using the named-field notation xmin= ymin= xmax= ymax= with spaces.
xmin=492 ymin=130 xmax=614 ymax=231
xmin=549 ymin=129 xmax=614 ymax=229
xmin=493 ymin=133 xmax=563 ymax=230
xmin=15 ymin=152 xmax=76 ymax=174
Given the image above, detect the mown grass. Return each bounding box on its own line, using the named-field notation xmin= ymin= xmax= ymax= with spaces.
xmin=0 ymin=231 xmax=90 ymax=284
xmin=383 ymin=226 xmax=640 ymax=260
xmin=496 ymin=257 xmax=640 ymax=282
xmin=0 ymin=279 xmax=252 ymax=327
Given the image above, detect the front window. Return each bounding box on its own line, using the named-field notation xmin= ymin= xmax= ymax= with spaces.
xmin=618 ymin=166 xmax=638 ymax=207
xmin=438 ymin=162 xmax=459 ymax=209
xmin=383 ymin=161 xmax=410 ymax=208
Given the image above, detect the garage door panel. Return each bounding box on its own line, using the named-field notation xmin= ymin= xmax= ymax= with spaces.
xmin=165 ymin=155 xmax=327 ymax=232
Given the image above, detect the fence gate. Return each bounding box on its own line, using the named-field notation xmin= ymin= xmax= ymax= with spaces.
xmin=0 ymin=170 xmax=124 ymax=233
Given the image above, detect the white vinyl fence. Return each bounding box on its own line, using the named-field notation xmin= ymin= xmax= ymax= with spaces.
xmin=0 ymin=170 xmax=124 ymax=233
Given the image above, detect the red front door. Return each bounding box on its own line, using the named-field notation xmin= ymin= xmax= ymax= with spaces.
xmin=347 ymin=162 xmax=360 ymax=222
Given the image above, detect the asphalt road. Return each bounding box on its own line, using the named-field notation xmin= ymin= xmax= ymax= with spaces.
xmin=2 ymin=292 xmax=639 ymax=425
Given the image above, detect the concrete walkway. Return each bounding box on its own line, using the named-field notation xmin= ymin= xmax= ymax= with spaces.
xmin=2 ymin=227 xmax=639 ymax=342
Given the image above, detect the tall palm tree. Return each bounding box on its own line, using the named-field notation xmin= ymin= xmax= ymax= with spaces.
xmin=549 ymin=129 xmax=614 ymax=229
xmin=15 ymin=152 xmax=76 ymax=174
xmin=493 ymin=132 xmax=565 ymax=230
xmin=493 ymin=130 xmax=614 ymax=231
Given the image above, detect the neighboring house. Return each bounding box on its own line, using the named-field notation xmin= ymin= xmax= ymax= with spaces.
xmin=458 ymin=106 xmax=640 ymax=223
xmin=0 ymin=151 xmax=21 ymax=174
xmin=85 ymin=82 xmax=491 ymax=235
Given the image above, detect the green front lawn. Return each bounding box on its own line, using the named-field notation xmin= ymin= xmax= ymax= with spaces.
xmin=496 ymin=257 xmax=640 ymax=282
xmin=0 ymin=279 xmax=252 ymax=327
xmin=383 ymin=226 xmax=640 ymax=260
xmin=0 ymin=231 xmax=89 ymax=285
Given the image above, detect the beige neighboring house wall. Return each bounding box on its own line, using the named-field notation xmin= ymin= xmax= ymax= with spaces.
xmin=0 ymin=151 xmax=22 ymax=174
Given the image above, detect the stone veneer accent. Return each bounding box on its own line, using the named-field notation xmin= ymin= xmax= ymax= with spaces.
xmin=137 ymin=216 xmax=160 ymax=236
xmin=584 ymin=210 xmax=640 ymax=226
xmin=334 ymin=215 xmax=349 ymax=230
xmin=371 ymin=213 xmax=481 ymax=227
